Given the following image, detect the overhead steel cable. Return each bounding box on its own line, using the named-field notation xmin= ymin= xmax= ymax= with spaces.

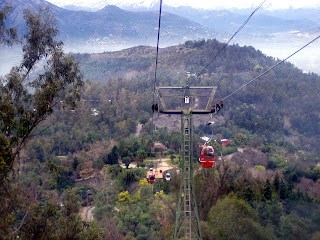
xmin=189 ymin=0 xmax=266 ymax=86
xmin=196 ymin=34 xmax=320 ymax=134
xmin=151 ymin=0 xmax=163 ymax=138
xmin=153 ymin=0 xmax=163 ymax=104
xmin=221 ymin=34 xmax=320 ymax=101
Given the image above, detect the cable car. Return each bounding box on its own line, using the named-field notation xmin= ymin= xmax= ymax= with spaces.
xmin=148 ymin=174 xmax=155 ymax=184
xmin=165 ymin=172 xmax=171 ymax=181
xmin=147 ymin=168 xmax=155 ymax=183
xmin=199 ymin=145 xmax=215 ymax=168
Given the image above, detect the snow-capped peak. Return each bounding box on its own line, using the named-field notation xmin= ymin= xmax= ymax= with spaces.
xmin=46 ymin=0 xmax=165 ymax=10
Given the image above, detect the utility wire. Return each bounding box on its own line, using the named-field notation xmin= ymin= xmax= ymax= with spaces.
xmin=189 ymin=0 xmax=266 ymax=86
xmin=222 ymin=34 xmax=320 ymax=101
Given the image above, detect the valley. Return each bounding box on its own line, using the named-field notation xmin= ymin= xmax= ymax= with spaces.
xmin=1 ymin=1 xmax=320 ymax=239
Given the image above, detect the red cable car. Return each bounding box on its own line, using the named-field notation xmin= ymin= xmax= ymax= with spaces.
xmin=148 ymin=174 xmax=155 ymax=184
xmin=199 ymin=145 xmax=215 ymax=167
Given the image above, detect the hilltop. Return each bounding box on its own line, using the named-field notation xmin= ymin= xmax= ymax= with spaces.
xmin=74 ymin=39 xmax=320 ymax=153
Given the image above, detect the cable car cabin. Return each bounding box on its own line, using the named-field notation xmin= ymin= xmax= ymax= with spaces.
xmin=199 ymin=145 xmax=215 ymax=168
xmin=165 ymin=172 xmax=171 ymax=181
xmin=148 ymin=175 xmax=155 ymax=184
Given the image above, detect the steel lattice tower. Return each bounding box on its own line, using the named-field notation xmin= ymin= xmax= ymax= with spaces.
xmin=155 ymin=86 xmax=218 ymax=240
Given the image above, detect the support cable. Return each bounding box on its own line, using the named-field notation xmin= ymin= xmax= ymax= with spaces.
xmin=151 ymin=0 xmax=163 ymax=137
xmin=189 ymin=0 xmax=266 ymax=86
xmin=221 ymin=34 xmax=320 ymax=101
xmin=197 ymin=33 xmax=320 ymax=134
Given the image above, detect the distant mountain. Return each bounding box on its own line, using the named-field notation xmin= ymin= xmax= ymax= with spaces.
xmin=158 ymin=6 xmax=318 ymax=35
xmin=2 ymin=0 xmax=320 ymax=74
xmin=46 ymin=0 xmax=320 ymax=35
xmin=2 ymin=0 xmax=222 ymax=52
xmin=48 ymin=0 xmax=162 ymax=11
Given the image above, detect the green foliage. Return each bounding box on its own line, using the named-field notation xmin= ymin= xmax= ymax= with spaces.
xmin=255 ymin=165 xmax=266 ymax=171
xmin=106 ymin=146 xmax=119 ymax=165
xmin=18 ymin=190 xmax=98 ymax=240
xmin=72 ymin=157 xmax=79 ymax=170
xmin=268 ymin=154 xmax=287 ymax=169
xmin=208 ymin=196 xmax=274 ymax=240
xmin=93 ymin=158 xmax=104 ymax=170
xmin=0 ymin=4 xmax=18 ymax=46
xmin=305 ymin=166 xmax=320 ymax=182
xmin=170 ymin=154 xmax=175 ymax=164
xmin=258 ymin=142 xmax=275 ymax=153
xmin=279 ymin=216 xmax=294 ymax=240
xmin=116 ymin=168 xmax=146 ymax=191
xmin=262 ymin=180 xmax=272 ymax=201
xmin=210 ymin=139 xmax=223 ymax=156
xmin=108 ymin=164 xmax=122 ymax=179
xmin=234 ymin=133 xmax=248 ymax=146
xmin=2 ymin=10 xmax=320 ymax=239
xmin=122 ymin=157 xmax=131 ymax=169
xmin=254 ymin=64 xmax=264 ymax=72
xmin=283 ymin=162 xmax=303 ymax=184
xmin=118 ymin=191 xmax=131 ymax=203
xmin=222 ymin=146 xmax=238 ymax=155
xmin=0 ymin=6 xmax=83 ymax=177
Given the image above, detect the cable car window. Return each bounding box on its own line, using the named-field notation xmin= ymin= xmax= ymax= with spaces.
xmin=201 ymin=148 xmax=214 ymax=157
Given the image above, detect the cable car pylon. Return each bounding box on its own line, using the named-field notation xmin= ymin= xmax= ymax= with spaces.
xmin=174 ymin=110 xmax=202 ymax=239
xmin=153 ymin=86 xmax=222 ymax=239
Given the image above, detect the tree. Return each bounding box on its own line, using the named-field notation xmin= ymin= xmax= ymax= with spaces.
xmin=122 ymin=157 xmax=131 ymax=169
xmin=0 ymin=4 xmax=18 ymax=46
xmin=137 ymin=149 xmax=147 ymax=167
xmin=234 ymin=133 xmax=248 ymax=146
xmin=170 ymin=154 xmax=175 ymax=164
xmin=262 ymin=180 xmax=272 ymax=201
xmin=55 ymin=189 xmax=83 ymax=239
xmin=0 ymin=6 xmax=83 ymax=177
xmin=0 ymin=5 xmax=83 ymax=237
xmin=208 ymin=196 xmax=274 ymax=240
xmin=106 ymin=146 xmax=119 ymax=165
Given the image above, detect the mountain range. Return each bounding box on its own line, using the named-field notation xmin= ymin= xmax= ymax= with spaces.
xmin=1 ymin=0 xmax=320 ymax=74
xmin=1 ymin=0 xmax=224 ymax=53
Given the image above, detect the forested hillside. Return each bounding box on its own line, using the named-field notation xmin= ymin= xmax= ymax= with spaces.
xmin=75 ymin=39 xmax=320 ymax=153
xmin=2 ymin=3 xmax=320 ymax=238
xmin=15 ymin=76 xmax=320 ymax=239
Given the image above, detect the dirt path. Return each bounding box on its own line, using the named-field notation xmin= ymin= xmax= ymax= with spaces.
xmin=120 ymin=157 xmax=176 ymax=172
xmin=80 ymin=206 xmax=95 ymax=221
xmin=136 ymin=123 xmax=143 ymax=137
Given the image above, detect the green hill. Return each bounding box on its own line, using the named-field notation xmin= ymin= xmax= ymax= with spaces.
xmin=74 ymin=39 xmax=320 ymax=153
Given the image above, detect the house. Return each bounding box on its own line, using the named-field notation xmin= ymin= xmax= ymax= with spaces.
xmin=221 ymin=139 xmax=229 ymax=148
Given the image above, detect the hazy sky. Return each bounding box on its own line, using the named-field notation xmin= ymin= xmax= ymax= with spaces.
xmin=47 ymin=0 xmax=320 ymax=10
xmin=167 ymin=0 xmax=320 ymax=9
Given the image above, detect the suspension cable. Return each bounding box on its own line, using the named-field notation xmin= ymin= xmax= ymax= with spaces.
xmin=196 ymin=34 xmax=320 ymax=135
xmin=189 ymin=0 xmax=266 ymax=86
xmin=222 ymin=34 xmax=320 ymax=101
xmin=153 ymin=0 xmax=163 ymax=104
xmin=151 ymin=0 xmax=163 ymax=140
